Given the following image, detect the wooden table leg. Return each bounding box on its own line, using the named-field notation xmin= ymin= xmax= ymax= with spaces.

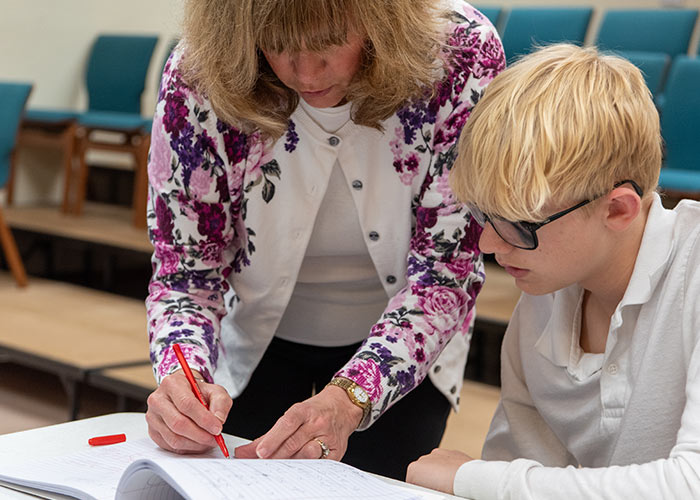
xmin=0 ymin=206 xmax=28 ymax=287
xmin=131 ymin=134 xmax=150 ymax=229
xmin=60 ymin=123 xmax=77 ymax=214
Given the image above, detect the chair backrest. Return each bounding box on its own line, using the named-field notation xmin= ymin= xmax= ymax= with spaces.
xmin=500 ymin=7 xmax=593 ymax=63
xmin=596 ymin=9 xmax=698 ymax=58
xmin=473 ymin=6 xmax=502 ymax=28
xmin=660 ymin=56 xmax=700 ymax=172
xmin=86 ymin=34 xmax=159 ymax=114
xmin=616 ymin=50 xmax=670 ymax=98
xmin=0 ymin=82 xmax=32 ymax=188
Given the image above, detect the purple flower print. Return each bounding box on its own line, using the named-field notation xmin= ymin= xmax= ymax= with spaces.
xmin=285 ymin=120 xmax=299 ymax=152
xmin=163 ymin=91 xmax=190 ymax=136
xmin=155 ymin=196 xmax=174 ymax=244
xmin=219 ymin=123 xmax=249 ymax=166
xmin=395 ymin=366 xmax=417 ymax=395
xmin=416 ymin=206 xmax=439 ymax=230
xmin=194 ymin=202 xmax=226 ymax=241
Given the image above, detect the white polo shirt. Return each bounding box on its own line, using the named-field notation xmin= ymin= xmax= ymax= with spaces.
xmin=456 ymin=194 xmax=700 ymax=499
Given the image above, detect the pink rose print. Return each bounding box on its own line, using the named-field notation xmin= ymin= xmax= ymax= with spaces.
xmin=189 ymin=166 xmax=213 ymax=199
xmin=419 ymin=286 xmax=470 ymax=335
xmin=155 ymin=244 xmax=183 ymax=276
xmin=149 ymin=120 xmax=172 ymax=191
xmin=246 ymin=132 xmax=274 ymax=181
xmin=342 ymin=359 xmax=383 ymax=402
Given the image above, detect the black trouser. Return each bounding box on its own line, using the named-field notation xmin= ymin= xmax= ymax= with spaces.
xmin=223 ymin=336 xmax=452 ymax=480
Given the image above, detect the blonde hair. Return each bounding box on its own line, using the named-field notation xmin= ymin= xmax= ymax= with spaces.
xmin=181 ymin=0 xmax=448 ymax=138
xmin=451 ymin=43 xmax=662 ymax=222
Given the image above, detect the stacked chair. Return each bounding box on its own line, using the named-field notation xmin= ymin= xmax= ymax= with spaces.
xmin=595 ymin=9 xmax=698 ymax=103
xmin=657 ymin=57 xmax=700 ymax=199
xmin=0 ymin=82 xmax=32 ymax=287
xmin=20 ymin=34 xmax=158 ymax=227
xmin=474 ymin=6 xmax=502 ymax=27
xmin=499 ymin=7 xmax=593 ymax=63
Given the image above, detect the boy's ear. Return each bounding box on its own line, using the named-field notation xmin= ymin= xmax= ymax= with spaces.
xmin=603 ymin=186 xmax=642 ymax=232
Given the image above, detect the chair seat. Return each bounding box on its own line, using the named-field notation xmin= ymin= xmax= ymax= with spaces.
xmin=78 ymin=111 xmax=149 ymax=132
xmin=659 ymin=168 xmax=700 ymax=192
xmin=24 ymin=109 xmax=79 ymax=126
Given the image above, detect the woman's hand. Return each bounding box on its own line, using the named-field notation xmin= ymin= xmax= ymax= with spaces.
xmin=146 ymin=370 xmax=232 ymax=454
xmin=406 ymin=448 xmax=474 ymax=494
xmin=234 ymin=385 xmax=363 ymax=460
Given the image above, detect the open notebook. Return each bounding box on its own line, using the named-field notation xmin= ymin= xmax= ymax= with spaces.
xmin=0 ymin=437 xmax=443 ymax=500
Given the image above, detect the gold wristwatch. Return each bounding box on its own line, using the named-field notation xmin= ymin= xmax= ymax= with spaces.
xmin=327 ymin=377 xmax=371 ymax=424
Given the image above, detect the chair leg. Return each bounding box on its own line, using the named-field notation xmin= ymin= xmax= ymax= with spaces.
xmin=131 ymin=134 xmax=150 ymax=228
xmin=74 ymin=129 xmax=90 ymax=215
xmin=60 ymin=123 xmax=77 ymax=214
xmin=6 ymin=149 xmax=17 ymax=206
xmin=0 ymin=206 xmax=27 ymax=287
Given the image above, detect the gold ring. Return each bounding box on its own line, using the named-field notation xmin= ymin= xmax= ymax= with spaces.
xmin=315 ymin=439 xmax=330 ymax=459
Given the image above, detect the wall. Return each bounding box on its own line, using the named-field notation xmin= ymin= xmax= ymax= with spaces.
xmin=0 ymin=0 xmax=184 ymax=113
xmin=2 ymin=1 xmax=700 ymax=203
xmin=0 ymin=0 xmax=184 ymax=204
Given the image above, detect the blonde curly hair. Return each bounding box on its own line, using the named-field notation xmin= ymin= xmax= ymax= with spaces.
xmin=181 ymin=0 xmax=449 ymax=138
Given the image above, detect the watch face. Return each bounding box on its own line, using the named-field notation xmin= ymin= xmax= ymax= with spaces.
xmin=352 ymin=386 xmax=369 ymax=404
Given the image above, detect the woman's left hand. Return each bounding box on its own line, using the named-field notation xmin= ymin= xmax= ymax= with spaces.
xmin=234 ymin=385 xmax=363 ymax=460
xmin=406 ymin=448 xmax=473 ymax=494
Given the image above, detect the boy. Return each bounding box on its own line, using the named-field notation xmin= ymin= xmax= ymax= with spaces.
xmin=407 ymin=44 xmax=700 ymax=498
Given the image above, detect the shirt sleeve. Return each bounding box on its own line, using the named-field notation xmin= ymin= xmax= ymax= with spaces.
xmin=453 ymin=238 xmax=700 ymax=499
xmin=145 ymin=48 xmax=244 ymax=384
xmin=335 ymin=5 xmax=506 ymax=429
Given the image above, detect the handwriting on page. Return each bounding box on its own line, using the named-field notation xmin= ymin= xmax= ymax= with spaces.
xmin=121 ymin=458 xmax=425 ymax=500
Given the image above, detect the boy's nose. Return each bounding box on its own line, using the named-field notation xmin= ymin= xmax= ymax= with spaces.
xmin=479 ymin=223 xmax=514 ymax=255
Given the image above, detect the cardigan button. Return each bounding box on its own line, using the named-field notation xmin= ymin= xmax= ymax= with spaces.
xmin=352 ymin=180 xmax=363 ymax=190
xmin=368 ymin=231 xmax=379 ymax=241
xmin=328 ymin=136 xmax=340 ymax=146
xmin=386 ymin=275 xmax=397 ymax=284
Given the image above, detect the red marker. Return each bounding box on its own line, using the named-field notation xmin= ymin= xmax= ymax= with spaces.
xmin=88 ymin=433 xmax=126 ymax=446
xmin=172 ymin=343 xmax=230 ymax=458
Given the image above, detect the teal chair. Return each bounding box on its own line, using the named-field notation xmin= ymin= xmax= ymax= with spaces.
xmin=22 ymin=34 xmax=158 ymax=221
xmin=473 ymin=6 xmax=502 ymax=29
xmin=0 ymin=82 xmax=32 ymax=287
xmin=596 ymin=10 xmax=698 ymax=58
xmin=72 ymin=35 xmax=159 ymax=226
xmin=658 ymin=56 xmax=700 ymax=199
xmin=616 ymin=51 xmax=670 ymax=99
xmin=500 ymin=7 xmax=593 ymax=63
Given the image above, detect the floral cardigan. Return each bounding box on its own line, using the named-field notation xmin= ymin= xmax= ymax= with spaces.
xmin=146 ymin=0 xmax=505 ymax=429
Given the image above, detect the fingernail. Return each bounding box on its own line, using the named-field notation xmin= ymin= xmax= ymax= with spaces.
xmin=256 ymin=446 xmax=267 ymax=459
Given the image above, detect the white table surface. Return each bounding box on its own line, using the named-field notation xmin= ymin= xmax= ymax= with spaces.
xmin=0 ymin=413 xmax=459 ymax=499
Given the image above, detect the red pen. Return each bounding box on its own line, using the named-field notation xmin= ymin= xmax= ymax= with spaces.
xmin=88 ymin=433 xmax=126 ymax=446
xmin=172 ymin=343 xmax=230 ymax=458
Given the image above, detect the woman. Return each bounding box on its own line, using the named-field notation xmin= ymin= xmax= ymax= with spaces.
xmin=145 ymin=0 xmax=504 ymax=480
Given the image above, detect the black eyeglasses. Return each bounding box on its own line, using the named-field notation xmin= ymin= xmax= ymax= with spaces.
xmin=468 ymin=180 xmax=643 ymax=250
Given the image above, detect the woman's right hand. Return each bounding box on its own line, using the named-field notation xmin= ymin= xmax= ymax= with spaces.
xmin=146 ymin=370 xmax=233 ymax=454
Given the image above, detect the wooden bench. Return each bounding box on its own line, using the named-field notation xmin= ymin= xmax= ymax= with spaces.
xmin=87 ymin=364 xmax=157 ymax=411
xmin=0 ymin=272 xmax=149 ymax=419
